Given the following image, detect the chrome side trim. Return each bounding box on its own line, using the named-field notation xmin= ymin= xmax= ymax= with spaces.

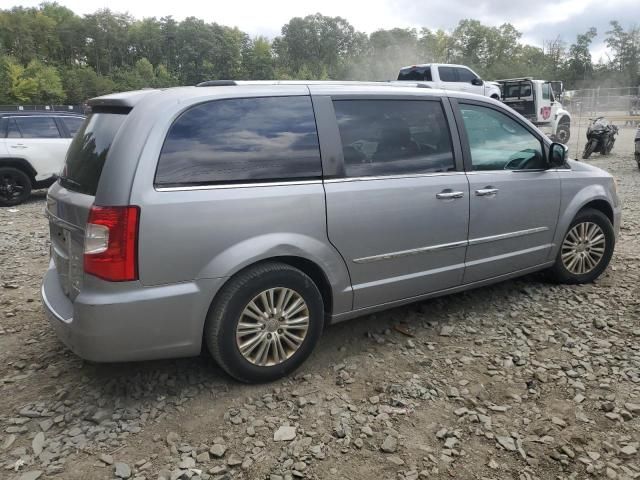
xmin=467 ymin=226 xmax=549 ymax=246
xmin=155 ymin=179 xmax=322 ymax=192
xmin=352 ymin=226 xmax=549 ymax=264
xmin=353 ymin=240 xmax=467 ymax=264
xmin=324 ymin=171 xmax=466 ymax=183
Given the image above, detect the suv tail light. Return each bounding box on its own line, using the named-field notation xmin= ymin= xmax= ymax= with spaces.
xmin=84 ymin=206 xmax=140 ymax=281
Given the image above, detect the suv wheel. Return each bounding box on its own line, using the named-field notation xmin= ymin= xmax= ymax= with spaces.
xmin=551 ymin=208 xmax=614 ymax=284
xmin=205 ymin=262 xmax=324 ymax=383
xmin=0 ymin=167 xmax=32 ymax=207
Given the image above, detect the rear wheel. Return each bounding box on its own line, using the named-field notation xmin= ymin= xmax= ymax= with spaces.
xmin=0 ymin=167 xmax=32 ymax=207
xmin=550 ymin=208 xmax=614 ymax=284
xmin=205 ymin=262 xmax=324 ymax=383
xmin=582 ymin=139 xmax=597 ymax=159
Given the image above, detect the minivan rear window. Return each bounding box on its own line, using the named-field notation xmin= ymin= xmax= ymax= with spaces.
xmin=59 ymin=111 xmax=128 ymax=196
xmin=155 ymin=96 xmax=321 ymax=187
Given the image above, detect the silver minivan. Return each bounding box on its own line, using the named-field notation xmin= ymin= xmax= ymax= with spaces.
xmin=42 ymin=82 xmax=621 ymax=382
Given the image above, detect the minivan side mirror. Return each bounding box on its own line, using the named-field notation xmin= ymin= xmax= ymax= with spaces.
xmin=549 ymin=142 xmax=568 ymax=168
xmin=472 ymin=78 xmax=484 ymax=86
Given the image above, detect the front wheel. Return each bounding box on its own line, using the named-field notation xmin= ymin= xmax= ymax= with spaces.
xmin=582 ymin=139 xmax=597 ymax=159
xmin=550 ymin=208 xmax=615 ymax=284
xmin=205 ymin=262 xmax=324 ymax=383
xmin=556 ymin=123 xmax=570 ymax=144
xmin=0 ymin=167 xmax=32 ymax=207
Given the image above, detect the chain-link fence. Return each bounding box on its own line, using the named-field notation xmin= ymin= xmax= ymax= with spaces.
xmin=561 ymin=86 xmax=639 ymax=155
xmin=563 ymin=87 xmax=640 ymax=123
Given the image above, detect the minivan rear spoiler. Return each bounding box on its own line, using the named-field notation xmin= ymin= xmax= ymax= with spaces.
xmin=88 ymin=89 xmax=158 ymax=109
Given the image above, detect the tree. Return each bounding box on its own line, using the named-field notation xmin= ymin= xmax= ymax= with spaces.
xmin=605 ymin=21 xmax=639 ymax=85
xmin=274 ymin=13 xmax=359 ymax=78
xmin=242 ymin=36 xmax=275 ymax=79
xmin=565 ymin=28 xmax=597 ymax=87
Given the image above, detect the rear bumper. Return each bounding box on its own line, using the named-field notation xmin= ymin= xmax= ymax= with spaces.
xmin=41 ymin=261 xmax=225 ymax=362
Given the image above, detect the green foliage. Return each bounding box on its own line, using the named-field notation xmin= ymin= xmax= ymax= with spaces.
xmin=0 ymin=3 xmax=637 ymax=105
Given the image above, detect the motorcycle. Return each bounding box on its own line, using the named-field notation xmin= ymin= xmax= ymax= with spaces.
xmin=582 ymin=117 xmax=618 ymax=159
xmin=635 ymin=126 xmax=640 ymax=170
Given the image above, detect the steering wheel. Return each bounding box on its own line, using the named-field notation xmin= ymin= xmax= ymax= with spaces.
xmin=504 ymin=150 xmax=539 ymax=170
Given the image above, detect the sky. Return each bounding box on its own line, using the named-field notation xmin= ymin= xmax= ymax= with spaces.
xmin=13 ymin=0 xmax=640 ymax=60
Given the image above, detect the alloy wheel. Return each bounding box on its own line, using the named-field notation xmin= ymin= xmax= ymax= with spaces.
xmin=235 ymin=287 xmax=310 ymax=366
xmin=0 ymin=172 xmax=26 ymax=203
xmin=561 ymin=222 xmax=606 ymax=275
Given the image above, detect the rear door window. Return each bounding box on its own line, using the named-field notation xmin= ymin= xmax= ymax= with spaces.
xmin=438 ymin=66 xmax=457 ymax=82
xmin=155 ymin=96 xmax=321 ymax=186
xmin=333 ymin=99 xmax=455 ymax=177
xmin=60 ymin=111 xmax=128 ymax=195
xmin=14 ymin=116 xmax=61 ymax=138
xmin=6 ymin=118 xmax=21 ymax=138
xmin=61 ymin=117 xmax=85 ymax=137
xmin=397 ymin=66 xmax=432 ymax=81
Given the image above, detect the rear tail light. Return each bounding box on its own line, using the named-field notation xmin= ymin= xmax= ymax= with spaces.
xmin=84 ymin=205 xmax=140 ymax=281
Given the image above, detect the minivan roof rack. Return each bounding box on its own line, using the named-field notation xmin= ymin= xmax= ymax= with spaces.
xmin=196 ymin=80 xmax=237 ymax=87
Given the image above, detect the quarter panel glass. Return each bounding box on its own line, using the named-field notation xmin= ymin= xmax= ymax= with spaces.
xmin=155 ymin=96 xmax=321 ymax=186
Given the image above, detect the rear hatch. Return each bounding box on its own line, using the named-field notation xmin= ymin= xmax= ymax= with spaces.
xmin=47 ymin=108 xmax=129 ymax=299
xmin=499 ymin=80 xmax=536 ymax=121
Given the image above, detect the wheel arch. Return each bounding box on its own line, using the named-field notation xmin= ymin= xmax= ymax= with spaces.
xmin=558 ymin=114 xmax=571 ymax=126
xmin=551 ymin=187 xmax=615 ymax=260
xmin=0 ymin=157 xmax=37 ymax=181
xmin=579 ymin=199 xmax=614 ymax=224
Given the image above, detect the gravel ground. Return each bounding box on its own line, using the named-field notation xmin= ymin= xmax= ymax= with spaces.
xmin=1 ymin=128 xmax=639 ymax=480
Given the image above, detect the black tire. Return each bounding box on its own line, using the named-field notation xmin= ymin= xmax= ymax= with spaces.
xmin=556 ymin=123 xmax=570 ymax=144
xmin=204 ymin=262 xmax=324 ymax=383
xmin=0 ymin=167 xmax=32 ymax=207
xmin=550 ymin=208 xmax=615 ymax=284
xmin=582 ymin=139 xmax=597 ymax=159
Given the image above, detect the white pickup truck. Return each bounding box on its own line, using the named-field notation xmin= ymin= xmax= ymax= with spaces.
xmin=496 ymin=78 xmax=571 ymax=144
xmin=397 ymin=64 xmax=502 ymax=99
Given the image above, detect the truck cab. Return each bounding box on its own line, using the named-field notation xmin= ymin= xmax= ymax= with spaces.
xmin=496 ymin=78 xmax=571 ymax=144
xmin=397 ymin=64 xmax=502 ymax=100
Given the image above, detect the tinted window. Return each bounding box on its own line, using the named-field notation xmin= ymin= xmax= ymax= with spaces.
xmin=460 ymin=104 xmax=545 ymax=171
xmin=60 ymin=112 xmax=128 ymax=195
xmin=6 ymin=119 xmax=21 ymax=138
xmin=438 ymin=66 xmax=457 ymax=82
xmin=456 ymin=68 xmax=477 ymax=82
xmin=542 ymin=83 xmax=551 ymax=100
xmin=333 ymin=100 xmax=454 ymax=177
xmin=398 ymin=66 xmax=432 ymax=81
xmin=15 ymin=116 xmax=61 ymax=138
xmin=156 ymin=96 xmax=321 ymax=186
xmin=62 ymin=117 xmax=85 ymax=136
xmin=504 ymin=83 xmax=532 ymax=99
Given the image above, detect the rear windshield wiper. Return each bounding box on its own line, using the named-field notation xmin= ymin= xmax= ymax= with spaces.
xmin=59 ymin=176 xmax=82 ymax=188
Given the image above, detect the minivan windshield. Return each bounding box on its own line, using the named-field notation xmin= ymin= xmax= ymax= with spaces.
xmin=59 ymin=111 xmax=128 ymax=196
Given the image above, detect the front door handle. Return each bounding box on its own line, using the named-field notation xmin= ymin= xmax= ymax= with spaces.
xmin=475 ymin=188 xmax=499 ymax=197
xmin=436 ymin=190 xmax=465 ymax=200
xmin=10 ymin=144 xmax=27 ymax=149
